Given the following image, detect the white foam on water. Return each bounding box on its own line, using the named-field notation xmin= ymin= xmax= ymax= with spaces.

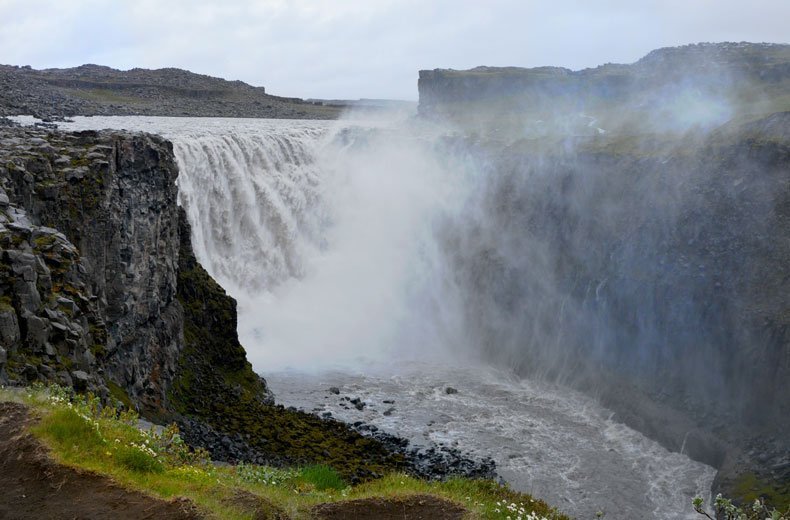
xmin=265 ymin=362 xmax=715 ymax=519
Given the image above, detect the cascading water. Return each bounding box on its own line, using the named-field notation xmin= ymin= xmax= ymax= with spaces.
xmin=55 ymin=115 xmax=717 ymax=519
xmin=174 ymin=125 xmax=328 ymax=294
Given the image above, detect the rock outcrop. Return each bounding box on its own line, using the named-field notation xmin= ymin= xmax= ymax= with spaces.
xmin=0 ymin=126 xmax=200 ymax=410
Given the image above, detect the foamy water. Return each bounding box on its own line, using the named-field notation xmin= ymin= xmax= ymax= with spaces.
xmin=266 ymin=362 xmax=715 ymax=519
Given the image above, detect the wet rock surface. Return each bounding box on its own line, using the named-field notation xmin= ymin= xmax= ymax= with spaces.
xmin=300 ymin=385 xmax=497 ymax=482
xmin=177 ymin=400 xmax=496 ymax=483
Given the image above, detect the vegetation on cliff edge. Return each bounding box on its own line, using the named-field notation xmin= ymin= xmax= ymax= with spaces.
xmin=0 ymin=385 xmax=569 ymax=520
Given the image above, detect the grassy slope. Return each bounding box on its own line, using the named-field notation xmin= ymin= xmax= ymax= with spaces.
xmin=0 ymin=386 xmax=570 ymax=520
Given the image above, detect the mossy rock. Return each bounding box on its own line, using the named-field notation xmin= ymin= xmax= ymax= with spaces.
xmin=69 ymin=156 xmax=89 ymax=168
xmin=731 ymin=472 xmax=790 ymax=511
xmin=32 ymin=234 xmax=58 ymax=251
xmin=0 ymin=295 xmax=13 ymax=312
xmin=106 ymin=380 xmax=135 ymax=410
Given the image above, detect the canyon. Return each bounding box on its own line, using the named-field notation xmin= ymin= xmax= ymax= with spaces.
xmin=1 ymin=42 xmax=788 ymax=516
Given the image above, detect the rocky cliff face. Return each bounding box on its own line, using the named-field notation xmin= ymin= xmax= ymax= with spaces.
xmin=449 ymin=116 xmax=790 ymax=420
xmin=429 ymin=113 xmax=790 ymax=506
xmin=0 ymin=127 xmax=177 ymax=406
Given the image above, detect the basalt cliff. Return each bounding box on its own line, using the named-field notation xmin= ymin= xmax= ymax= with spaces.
xmin=0 ymin=127 xmax=191 ymax=407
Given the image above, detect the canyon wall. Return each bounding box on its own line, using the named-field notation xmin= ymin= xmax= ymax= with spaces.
xmin=418 ymin=43 xmax=790 ymax=505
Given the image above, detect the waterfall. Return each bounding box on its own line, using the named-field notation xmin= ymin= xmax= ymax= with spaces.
xmin=50 ymin=115 xmax=726 ymax=518
xmin=53 ymin=115 xmax=787 ymax=431
xmin=168 ymin=117 xmax=723 ymax=518
xmin=166 ymin=118 xmax=470 ymax=371
xmin=173 ymin=125 xmax=329 ymax=294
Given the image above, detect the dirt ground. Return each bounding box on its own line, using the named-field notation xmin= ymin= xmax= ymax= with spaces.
xmin=0 ymin=401 xmax=470 ymax=519
xmin=311 ymin=494 xmax=468 ymax=519
xmin=0 ymin=401 xmax=201 ymax=520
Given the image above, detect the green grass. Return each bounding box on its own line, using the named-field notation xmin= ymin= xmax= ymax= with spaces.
xmin=40 ymin=407 xmax=104 ymax=450
xmin=115 ymin=445 xmax=165 ymax=473
xmin=0 ymin=385 xmax=571 ymax=520
xmin=297 ymin=465 xmax=346 ymax=492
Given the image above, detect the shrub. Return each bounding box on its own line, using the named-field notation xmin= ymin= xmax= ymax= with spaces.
xmin=693 ymin=494 xmax=789 ymax=520
xmin=152 ymin=423 xmax=211 ymax=467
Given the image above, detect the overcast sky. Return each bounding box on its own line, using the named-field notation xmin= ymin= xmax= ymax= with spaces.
xmin=1 ymin=0 xmax=788 ymax=100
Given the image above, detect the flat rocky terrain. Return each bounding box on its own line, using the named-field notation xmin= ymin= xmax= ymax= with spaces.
xmin=419 ymin=42 xmax=790 ymax=136
xmin=0 ymin=64 xmax=343 ymax=120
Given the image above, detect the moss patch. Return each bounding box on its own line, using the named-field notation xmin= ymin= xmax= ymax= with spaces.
xmin=0 ymin=295 xmax=14 ymax=312
xmin=731 ymin=472 xmax=790 ymax=511
xmin=107 ymin=380 xmax=135 ymax=410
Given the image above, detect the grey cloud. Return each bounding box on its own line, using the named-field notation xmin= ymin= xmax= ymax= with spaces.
xmin=1 ymin=0 xmax=788 ymax=100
